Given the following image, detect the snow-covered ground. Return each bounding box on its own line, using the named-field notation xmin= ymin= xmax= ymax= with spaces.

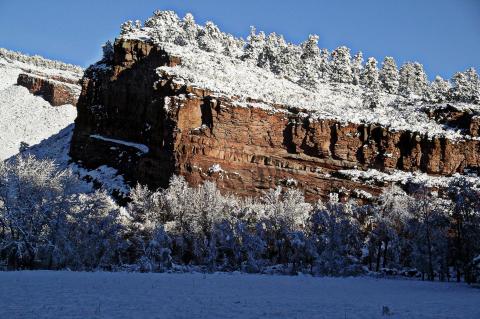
xmin=0 ymin=54 xmax=77 ymax=160
xmin=0 ymin=271 xmax=478 ymax=319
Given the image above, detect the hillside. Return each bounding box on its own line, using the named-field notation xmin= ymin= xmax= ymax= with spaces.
xmin=0 ymin=49 xmax=79 ymax=160
xmin=0 ymin=49 xmax=132 ymax=197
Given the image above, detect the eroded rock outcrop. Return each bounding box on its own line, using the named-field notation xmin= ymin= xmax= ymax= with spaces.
xmin=17 ymin=72 xmax=81 ymax=106
xmin=70 ymin=39 xmax=480 ymax=201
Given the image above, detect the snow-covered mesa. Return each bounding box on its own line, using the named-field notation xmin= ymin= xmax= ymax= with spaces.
xmin=119 ymin=10 xmax=480 ymax=140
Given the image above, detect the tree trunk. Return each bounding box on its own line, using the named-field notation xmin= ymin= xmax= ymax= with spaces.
xmin=375 ymin=241 xmax=382 ymax=272
xmin=383 ymin=239 xmax=389 ymax=268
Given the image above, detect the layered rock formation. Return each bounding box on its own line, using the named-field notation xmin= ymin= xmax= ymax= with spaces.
xmin=70 ymin=39 xmax=480 ymax=201
xmin=17 ymin=72 xmax=81 ymax=106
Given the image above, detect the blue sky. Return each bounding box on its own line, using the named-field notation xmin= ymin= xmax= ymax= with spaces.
xmin=0 ymin=0 xmax=478 ymax=80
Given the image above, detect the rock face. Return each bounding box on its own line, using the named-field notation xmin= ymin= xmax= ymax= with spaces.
xmin=70 ymin=39 xmax=480 ymax=201
xmin=17 ymin=73 xmax=81 ymax=106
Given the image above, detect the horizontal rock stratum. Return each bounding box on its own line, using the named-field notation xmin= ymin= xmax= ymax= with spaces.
xmin=17 ymin=73 xmax=81 ymax=106
xmin=69 ymin=39 xmax=480 ymax=201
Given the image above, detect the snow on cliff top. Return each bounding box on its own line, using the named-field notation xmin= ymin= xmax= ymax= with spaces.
xmin=0 ymin=48 xmax=83 ymax=81
xmin=0 ymin=50 xmax=78 ymax=160
xmin=118 ymin=11 xmax=479 ymax=141
xmin=156 ymin=43 xmax=473 ymax=140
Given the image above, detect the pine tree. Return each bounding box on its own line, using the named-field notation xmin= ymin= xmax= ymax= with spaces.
xmin=318 ymin=48 xmax=331 ymax=80
xmin=176 ymin=13 xmax=199 ymax=46
xmin=243 ymin=26 xmax=266 ymax=65
xmin=413 ymin=62 xmax=430 ymax=98
xmin=451 ymin=68 xmax=480 ymax=103
xmin=260 ymin=32 xmax=285 ymax=72
xmin=223 ymin=34 xmax=244 ymax=58
xmin=301 ymin=34 xmax=321 ymax=61
xmin=428 ymin=76 xmax=451 ymax=103
xmin=379 ymin=57 xmax=400 ymax=94
xmin=197 ymin=21 xmax=224 ymax=53
xmin=361 ymin=57 xmax=380 ymax=89
xmin=330 ymin=46 xmax=353 ymax=84
xmin=144 ymin=10 xmax=182 ymax=43
xmin=298 ymin=35 xmax=321 ymax=89
xmin=120 ymin=20 xmax=134 ymax=35
xmin=102 ymin=40 xmax=114 ymax=62
xmin=362 ymin=57 xmax=381 ymax=108
xmin=275 ymin=43 xmax=302 ymax=80
xmin=352 ymin=52 xmax=364 ymax=85
xmin=399 ymin=62 xmax=429 ymax=98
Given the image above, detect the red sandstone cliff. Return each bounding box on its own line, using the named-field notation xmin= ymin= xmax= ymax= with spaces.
xmin=69 ymin=39 xmax=480 ymax=201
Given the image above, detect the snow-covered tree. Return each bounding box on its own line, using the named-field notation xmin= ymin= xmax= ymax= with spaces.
xmin=427 ymin=76 xmax=451 ymax=103
xmin=330 ymin=46 xmax=353 ymax=83
xmin=223 ymin=34 xmax=244 ymax=58
xmin=65 ymin=191 xmax=122 ymax=270
xmin=446 ymin=178 xmax=480 ymax=283
xmin=361 ymin=57 xmax=380 ymax=89
xmin=259 ymin=32 xmax=286 ymax=72
xmin=144 ymin=10 xmax=182 ymax=43
xmin=275 ymin=43 xmax=302 ymax=80
xmin=197 ymin=21 xmax=225 ymax=53
xmin=399 ymin=62 xmax=429 ymax=99
xmin=242 ymin=26 xmax=266 ymax=65
xmin=134 ymin=20 xmax=142 ymax=29
xmin=120 ymin=20 xmax=134 ymax=35
xmin=379 ymin=56 xmax=400 ymax=94
xmin=298 ymin=35 xmax=322 ymax=89
xmin=451 ymin=68 xmax=480 ymax=104
xmin=408 ymin=186 xmax=449 ymax=281
xmin=309 ymin=194 xmax=363 ymax=275
xmin=175 ymin=13 xmax=199 ymax=46
xmin=318 ymin=48 xmax=331 ymax=80
xmin=301 ymin=34 xmax=321 ymax=61
xmin=102 ymin=40 xmax=114 ymax=63
xmin=0 ymin=155 xmax=121 ymax=270
xmin=352 ymin=52 xmax=364 ymax=85
xmin=365 ymin=186 xmax=412 ymax=271
xmin=361 ymin=57 xmax=381 ymax=108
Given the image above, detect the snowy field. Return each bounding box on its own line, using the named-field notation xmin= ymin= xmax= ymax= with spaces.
xmin=0 ymin=272 xmax=478 ymax=319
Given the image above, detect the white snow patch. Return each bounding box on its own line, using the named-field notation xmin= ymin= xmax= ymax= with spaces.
xmin=339 ymin=168 xmax=480 ymax=188
xmin=208 ymin=163 xmax=224 ymax=174
xmin=90 ymin=135 xmax=149 ymax=154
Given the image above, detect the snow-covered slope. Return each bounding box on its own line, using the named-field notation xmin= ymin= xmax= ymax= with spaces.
xmin=0 ymin=52 xmax=78 ymax=160
xmin=0 ymin=49 xmax=129 ymax=196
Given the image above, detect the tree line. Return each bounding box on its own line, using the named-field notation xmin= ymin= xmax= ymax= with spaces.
xmin=1 ymin=156 xmax=479 ymax=283
xmin=118 ymin=10 xmax=480 ymax=107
